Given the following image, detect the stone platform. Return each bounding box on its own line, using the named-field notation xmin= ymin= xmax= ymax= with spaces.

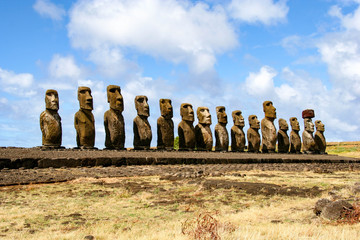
xmin=0 ymin=147 xmax=359 ymax=169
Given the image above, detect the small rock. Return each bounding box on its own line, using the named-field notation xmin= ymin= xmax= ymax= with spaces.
xmin=321 ymin=200 xmax=353 ymax=220
xmin=314 ymin=198 xmax=331 ymax=216
xmin=84 ymin=235 xmax=95 ymax=240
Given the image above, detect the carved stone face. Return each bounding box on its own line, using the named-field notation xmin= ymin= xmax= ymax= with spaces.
xmin=216 ymin=106 xmax=227 ymax=124
xmin=160 ymin=99 xmax=173 ymax=119
xmin=135 ymin=95 xmax=149 ymax=117
xmin=263 ymin=101 xmax=276 ymax=119
xmin=315 ymin=120 xmax=325 ymax=132
xmin=107 ymin=85 xmax=123 ymax=112
xmin=78 ymin=86 xmax=93 ymax=110
xmin=232 ymin=110 xmax=244 ymax=127
xmin=197 ymin=107 xmax=211 ymax=125
xmin=290 ymin=117 xmax=300 ymax=131
xmin=304 ymin=118 xmax=314 ymax=133
xmin=249 ymin=115 xmax=260 ymax=130
xmin=279 ymin=118 xmax=288 ymax=131
xmin=180 ymin=103 xmax=194 ymax=122
xmin=45 ymin=89 xmax=59 ymax=111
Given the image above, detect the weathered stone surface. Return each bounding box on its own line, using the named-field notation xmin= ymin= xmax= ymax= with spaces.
xmin=289 ymin=117 xmax=301 ymax=154
xmin=195 ymin=107 xmax=213 ymax=151
xmin=277 ymin=118 xmax=289 ymax=153
xmin=261 ymin=101 xmax=277 ymax=153
xmin=133 ymin=95 xmax=152 ymax=150
xmin=320 ymin=200 xmax=353 ymax=220
xmin=74 ymin=87 xmax=95 ymax=148
xmin=40 ymin=89 xmax=62 ymax=148
xmin=247 ymin=115 xmax=261 ymax=153
xmin=215 ymin=106 xmax=229 ymax=151
xmin=178 ymin=103 xmax=196 ymax=150
xmin=231 ymin=110 xmax=246 ymax=152
xmin=302 ymin=109 xmax=316 ymax=154
xmin=104 ymin=85 xmax=125 ymax=150
xmin=314 ymin=198 xmax=332 ymax=216
xmin=157 ymin=99 xmax=174 ymax=150
xmin=315 ymin=120 xmax=326 ymax=154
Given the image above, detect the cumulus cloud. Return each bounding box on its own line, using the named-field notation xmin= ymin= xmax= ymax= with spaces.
xmin=244 ymin=66 xmax=276 ymax=97
xmin=33 ymin=0 xmax=66 ymax=21
xmin=227 ymin=0 xmax=289 ymax=25
xmin=0 ymin=67 xmax=36 ymax=97
xmin=68 ymin=0 xmax=237 ymax=75
xmin=49 ymin=54 xmax=82 ymax=79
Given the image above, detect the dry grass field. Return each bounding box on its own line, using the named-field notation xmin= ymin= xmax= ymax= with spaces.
xmin=1 ymin=142 xmax=360 ymax=240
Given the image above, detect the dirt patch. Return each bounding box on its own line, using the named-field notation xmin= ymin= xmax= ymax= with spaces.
xmin=203 ymin=179 xmax=322 ymax=197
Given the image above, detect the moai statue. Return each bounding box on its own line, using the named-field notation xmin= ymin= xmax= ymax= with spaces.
xmin=133 ymin=95 xmax=152 ymax=150
xmin=277 ymin=118 xmax=289 ymax=153
xmin=247 ymin=115 xmax=260 ymax=153
xmin=302 ymin=109 xmax=316 ymax=154
xmin=231 ymin=110 xmax=246 ymax=152
xmin=178 ymin=103 xmax=196 ymax=150
xmin=40 ymin=89 xmax=62 ymax=148
xmin=104 ymin=85 xmax=125 ymax=150
xmin=261 ymin=101 xmax=277 ymax=153
xmin=315 ymin=120 xmax=326 ymax=154
xmin=74 ymin=86 xmax=95 ymax=149
xmin=195 ymin=107 xmax=213 ymax=151
xmin=157 ymin=99 xmax=174 ymax=150
xmin=289 ymin=117 xmax=301 ymax=154
xmin=215 ymin=106 xmax=229 ymax=151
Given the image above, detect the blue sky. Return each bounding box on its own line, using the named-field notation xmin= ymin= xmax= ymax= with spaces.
xmin=0 ymin=0 xmax=359 ymax=148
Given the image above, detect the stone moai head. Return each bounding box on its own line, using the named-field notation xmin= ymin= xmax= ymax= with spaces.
xmin=45 ymin=89 xmax=59 ymax=111
xmin=232 ymin=110 xmax=245 ymax=127
xmin=279 ymin=118 xmax=289 ymax=131
xmin=290 ymin=117 xmax=300 ymax=131
xmin=315 ymin=120 xmax=325 ymax=132
xmin=160 ymin=99 xmax=173 ymax=119
xmin=249 ymin=115 xmax=260 ymax=130
xmin=216 ymin=106 xmax=227 ymax=124
xmin=302 ymin=109 xmax=315 ymax=133
xmin=263 ymin=101 xmax=276 ymax=120
xmin=197 ymin=107 xmax=211 ymax=125
xmin=135 ymin=95 xmax=149 ymax=117
xmin=107 ymin=85 xmax=123 ymax=112
xmin=78 ymin=86 xmax=93 ymax=110
xmin=180 ymin=103 xmax=194 ymax=122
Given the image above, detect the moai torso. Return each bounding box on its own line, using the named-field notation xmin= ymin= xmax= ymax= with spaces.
xmin=215 ymin=106 xmax=229 ymax=151
xmin=104 ymin=109 xmax=125 ymax=149
xmin=231 ymin=110 xmax=245 ymax=152
xmin=157 ymin=99 xmax=174 ymax=150
xmin=261 ymin=101 xmax=277 ymax=153
xmin=314 ymin=120 xmax=326 ymax=154
xmin=277 ymin=118 xmax=289 ymax=153
xmin=290 ymin=130 xmax=301 ymax=153
xmin=74 ymin=87 xmax=95 ymax=148
xmin=40 ymin=110 xmax=62 ymax=147
xmin=75 ymin=109 xmax=95 ymax=148
xmin=133 ymin=95 xmax=152 ymax=150
xmin=247 ymin=115 xmax=260 ymax=153
xmin=195 ymin=107 xmax=212 ymax=151
xmin=178 ymin=103 xmax=196 ymax=150
xmin=289 ymin=117 xmax=301 ymax=153
xmin=104 ymin=85 xmax=125 ymax=150
xmin=40 ymin=89 xmax=62 ymax=147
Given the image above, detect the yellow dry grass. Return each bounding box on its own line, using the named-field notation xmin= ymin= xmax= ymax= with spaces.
xmin=1 ymin=169 xmax=360 ymax=240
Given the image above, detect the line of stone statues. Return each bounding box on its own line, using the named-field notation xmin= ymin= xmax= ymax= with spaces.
xmin=40 ymin=85 xmax=326 ymax=154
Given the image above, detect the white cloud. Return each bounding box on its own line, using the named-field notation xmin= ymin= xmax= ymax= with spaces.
xmin=49 ymin=54 xmax=82 ymax=79
xmin=68 ymin=0 xmax=237 ymax=74
xmin=0 ymin=67 xmax=34 ymax=88
xmin=227 ymin=0 xmax=288 ymax=25
xmin=245 ymin=66 xmax=276 ymax=97
xmin=33 ymin=0 xmax=66 ymax=21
